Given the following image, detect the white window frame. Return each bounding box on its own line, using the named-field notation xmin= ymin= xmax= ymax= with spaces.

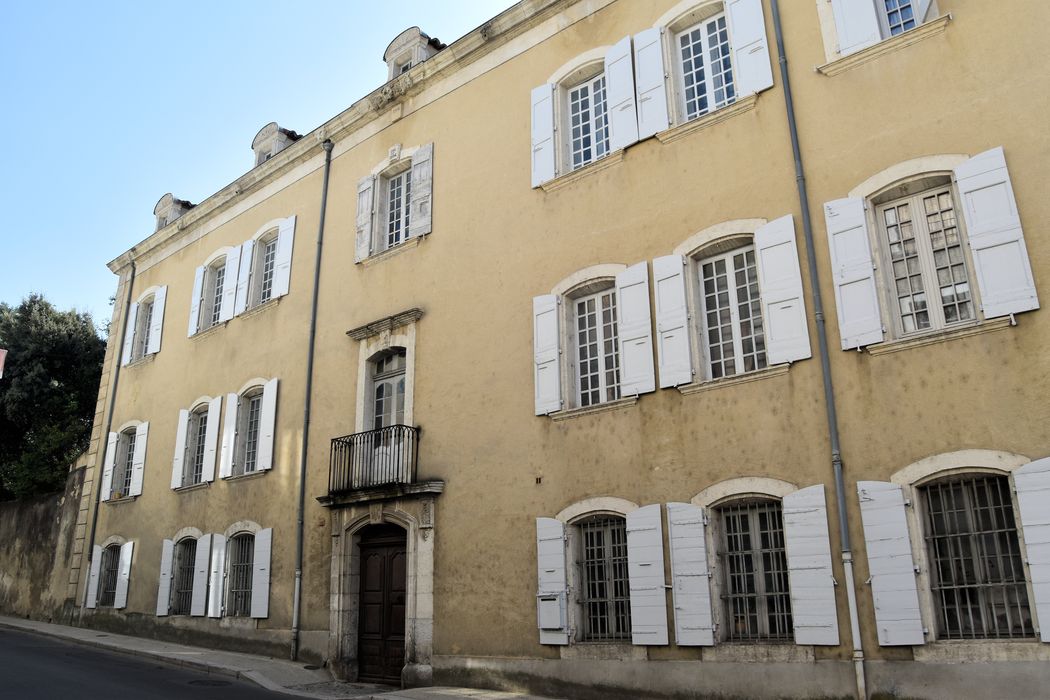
xmin=184 ymin=404 xmax=211 ymax=486
xmin=251 ymin=230 xmax=280 ymax=308
xmin=695 ymin=243 xmax=767 ymax=380
xmin=234 ymin=386 xmax=265 ymax=477
xmin=672 ymin=9 xmax=737 ymax=122
xmin=571 ymin=286 xmax=621 ymax=408
xmin=890 ymin=450 xmax=1042 ymax=652
xmin=818 ymin=0 xmax=941 ymax=63
xmin=132 ymin=296 xmax=154 ymax=361
xmin=563 ymin=69 xmax=611 ymax=173
xmin=354 ymin=323 xmax=417 ymax=434
xmin=109 ymin=427 xmax=138 ymax=500
xmin=379 ymin=166 xmax=413 ymax=252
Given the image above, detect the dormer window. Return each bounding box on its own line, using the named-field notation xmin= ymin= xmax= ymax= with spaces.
xmin=383 ymin=27 xmax=445 ymax=82
xmin=251 ymin=122 xmax=302 ymax=168
xmin=153 ymin=193 xmax=195 ymax=231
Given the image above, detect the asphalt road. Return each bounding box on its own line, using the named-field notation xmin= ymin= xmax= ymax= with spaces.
xmin=0 ymin=628 xmax=290 ymax=699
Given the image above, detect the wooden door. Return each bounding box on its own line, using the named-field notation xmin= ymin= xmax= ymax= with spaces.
xmin=358 ymin=526 xmax=407 ymax=684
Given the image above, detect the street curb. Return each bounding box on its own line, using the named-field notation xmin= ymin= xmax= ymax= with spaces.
xmin=0 ymin=619 xmax=341 ymax=699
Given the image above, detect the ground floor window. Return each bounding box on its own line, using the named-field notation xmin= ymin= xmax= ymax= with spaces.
xmin=718 ymin=500 xmax=792 ymax=641
xmin=921 ymin=475 xmax=1033 ymax=639
xmin=97 ymin=544 xmax=121 ymax=607
xmin=226 ymin=533 xmax=255 ymax=617
xmin=578 ymin=516 xmax=631 ymax=641
xmin=171 ymin=538 xmax=197 ymax=615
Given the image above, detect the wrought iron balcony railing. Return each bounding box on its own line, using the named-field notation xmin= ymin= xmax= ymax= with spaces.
xmin=329 ymin=424 xmax=420 ymax=494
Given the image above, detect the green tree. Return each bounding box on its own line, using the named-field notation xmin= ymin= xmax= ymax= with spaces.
xmin=0 ymin=295 xmax=105 ymax=498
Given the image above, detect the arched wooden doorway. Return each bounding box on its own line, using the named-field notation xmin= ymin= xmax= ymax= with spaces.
xmin=357 ymin=524 xmax=407 ymax=684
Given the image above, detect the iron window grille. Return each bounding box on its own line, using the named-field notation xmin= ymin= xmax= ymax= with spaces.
xmin=575 ymin=289 xmax=621 ymax=408
xmin=226 ymin=534 xmax=255 ymax=617
xmin=578 ymin=516 xmax=631 ymax=642
xmin=921 ymin=475 xmax=1034 ymax=639
xmin=699 ymin=246 xmax=767 ymax=379
xmin=171 ymin=538 xmax=197 ymax=615
xmin=677 ymin=13 xmax=736 ymax=121
xmin=98 ymin=544 xmax=121 ymax=607
xmin=717 ymin=500 xmax=793 ymax=642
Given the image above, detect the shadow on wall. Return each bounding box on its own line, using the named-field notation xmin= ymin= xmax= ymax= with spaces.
xmin=0 ymin=464 xmax=84 ymax=624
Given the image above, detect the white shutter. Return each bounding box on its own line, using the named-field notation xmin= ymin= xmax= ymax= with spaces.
xmin=533 ymin=295 xmax=562 ymax=415
xmin=233 ymin=240 xmax=254 ymax=315
xmin=914 ymin=0 xmax=934 ymax=24
xmin=146 ymin=286 xmax=166 ymax=355
xmin=633 ymin=27 xmax=669 ymax=140
xmin=271 ymin=216 xmax=295 ymax=299
xmin=207 ymin=534 xmax=226 ymax=618
xmin=857 ymin=481 xmax=925 ymax=646
xmin=530 ymin=84 xmax=556 ymax=187
xmin=171 ymin=409 xmax=189 ymax=489
xmin=954 ymin=147 xmax=1039 ymax=318
xmin=114 ymin=541 xmax=134 ymax=609
xmin=653 ymin=256 xmax=693 ymax=388
xmin=830 ymin=0 xmax=883 ymax=56
xmin=535 ymin=517 xmax=569 ymax=645
xmin=755 ymin=215 xmax=812 ymax=364
xmin=100 ymin=432 xmax=117 ymax=502
xmin=86 ymin=545 xmax=102 ymax=609
xmin=782 ymin=485 xmax=840 ymax=645
xmin=726 ymin=0 xmax=773 ymax=97
xmin=129 ymin=422 xmax=148 ymax=497
xmin=1012 ymin=457 xmax=1050 ymax=642
xmin=251 ymin=528 xmax=273 ymax=618
xmin=156 ymin=539 xmax=174 ymax=616
xmin=666 ymin=502 xmax=714 ymax=646
xmin=190 ymin=534 xmax=212 ymax=617
xmin=200 ymin=396 xmax=222 ymax=483
xmin=408 ymin=143 xmax=434 ymax=238
xmin=120 ymin=302 xmax=138 ymax=366
xmin=605 ymin=35 xmax=639 ymax=153
xmin=187 ymin=265 xmax=205 ymax=336
xmin=258 ymin=378 xmax=278 ymax=471
xmin=218 ymin=253 xmax=239 ymax=322
xmin=616 ymin=262 xmax=656 ymax=396
xmin=219 ymin=393 xmax=238 ymax=479
xmin=627 ymin=504 xmax=669 ymax=645
xmin=824 ymin=197 xmax=884 ymax=349
xmin=355 ymin=175 xmax=375 ymax=262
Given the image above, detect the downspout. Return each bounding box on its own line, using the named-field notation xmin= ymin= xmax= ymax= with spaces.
xmin=291 ymin=139 xmax=334 ymax=661
xmin=81 ymin=260 xmax=136 ymax=613
xmin=768 ymin=3 xmax=866 ymax=698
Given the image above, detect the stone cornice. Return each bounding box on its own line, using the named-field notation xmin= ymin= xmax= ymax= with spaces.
xmin=347 ymin=308 xmax=425 ymax=340
xmin=108 ymin=0 xmax=578 ymax=274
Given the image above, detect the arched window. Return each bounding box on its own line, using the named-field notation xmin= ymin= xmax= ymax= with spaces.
xmin=120 ymin=286 xmax=168 ymax=365
xmin=695 ymin=241 xmax=766 ymax=379
xmin=110 ymin=427 xmax=138 ymax=500
xmin=571 ymin=282 xmax=621 ymax=407
xmin=254 ymin=229 xmax=280 ymax=306
xmin=371 ymin=348 xmax=407 ymax=429
xmin=226 ymin=533 xmax=256 ymax=617
xmin=97 ymin=544 xmax=121 ymax=607
xmin=186 ymin=403 xmax=211 ymax=486
xmin=235 ymin=386 xmax=265 ymax=476
xmin=669 ymin=4 xmax=736 ymax=121
xmin=203 ymin=257 xmax=227 ymax=329
xmin=576 ymin=515 xmax=631 ymax=641
xmin=171 ymin=537 xmax=198 ymax=615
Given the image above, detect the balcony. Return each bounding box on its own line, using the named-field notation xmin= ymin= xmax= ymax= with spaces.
xmin=329 ymin=424 xmax=420 ymax=494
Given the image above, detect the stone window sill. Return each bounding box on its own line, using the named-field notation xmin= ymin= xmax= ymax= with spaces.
xmin=238 ymin=297 xmax=280 ymax=320
xmin=655 ymin=93 xmax=759 ymax=146
xmin=540 ymin=150 xmax=625 ymax=193
xmin=190 ymin=321 xmax=228 ymax=341
xmin=549 ymin=396 xmax=638 ymax=422
xmin=223 ymin=470 xmax=268 ymax=483
xmin=866 ymin=317 xmax=1012 ymax=357
xmin=173 ymin=481 xmax=210 ymax=494
xmin=678 ymin=363 xmax=790 ymax=396
xmin=103 ymin=495 xmax=138 ymax=506
xmin=360 ymin=234 xmax=427 ymax=267
xmin=125 ymin=353 xmax=157 ymax=369
xmin=817 ymin=15 xmax=952 ymax=77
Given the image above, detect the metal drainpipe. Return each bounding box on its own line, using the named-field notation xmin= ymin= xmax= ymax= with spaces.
xmin=291 ymin=139 xmax=334 ymax=661
xmin=768 ymin=2 xmax=866 ymax=698
xmin=81 ymin=260 xmax=136 ymax=613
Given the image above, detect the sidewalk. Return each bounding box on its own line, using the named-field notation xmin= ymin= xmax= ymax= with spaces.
xmin=0 ymin=616 xmax=561 ymax=700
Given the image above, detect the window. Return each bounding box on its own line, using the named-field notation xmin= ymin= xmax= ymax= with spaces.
xmin=134 ymin=299 xmax=154 ymax=359
xmin=121 ymin=287 xmax=167 ymax=365
xmin=226 ymin=533 xmax=255 ymax=617
xmin=171 ymin=538 xmax=197 ymax=615
xmin=257 ymin=234 xmax=278 ymax=305
xmin=371 ymin=348 xmax=407 ymax=430
xmin=97 ymin=544 xmax=121 ymax=607
xmin=205 ymin=259 xmax=226 ymax=329
xmin=110 ymin=428 xmax=137 ymax=500
xmin=102 ymin=424 xmax=147 ymax=501
xmin=698 ymin=245 xmax=766 ymax=379
xmin=574 ymin=289 xmax=620 ymax=407
xmin=881 ymin=0 xmax=916 ymax=35
xmin=676 ymin=12 xmax=736 ymax=121
xmin=355 ymin=145 xmax=434 ymax=262
xmin=717 ymin=500 xmax=793 ymax=641
xmin=185 ymin=406 xmax=210 ymax=486
xmin=566 ymin=72 xmax=609 ymax=171
xmin=578 ymin=516 xmax=631 ymax=641
xmin=236 ymin=388 xmax=264 ymax=476
xmin=875 ymin=182 xmax=974 ymax=334
xmin=824 ymin=0 xmax=940 ymax=60
xmin=920 ymin=475 xmax=1033 ymax=640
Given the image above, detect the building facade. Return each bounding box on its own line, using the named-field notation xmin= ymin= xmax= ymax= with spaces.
xmin=71 ymin=1 xmax=1050 ymax=697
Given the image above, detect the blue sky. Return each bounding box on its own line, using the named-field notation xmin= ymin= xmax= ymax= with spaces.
xmin=0 ymin=0 xmax=508 ymax=332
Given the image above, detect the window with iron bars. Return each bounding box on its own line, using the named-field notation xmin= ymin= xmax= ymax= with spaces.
xmin=921 ymin=475 xmax=1034 ymax=639
xmin=578 ymin=516 xmax=631 ymax=641
xmin=170 ymin=538 xmax=197 ymax=615
xmin=98 ymin=544 xmax=121 ymax=607
xmin=226 ymin=533 xmax=255 ymax=617
xmin=717 ymin=500 xmax=793 ymax=642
